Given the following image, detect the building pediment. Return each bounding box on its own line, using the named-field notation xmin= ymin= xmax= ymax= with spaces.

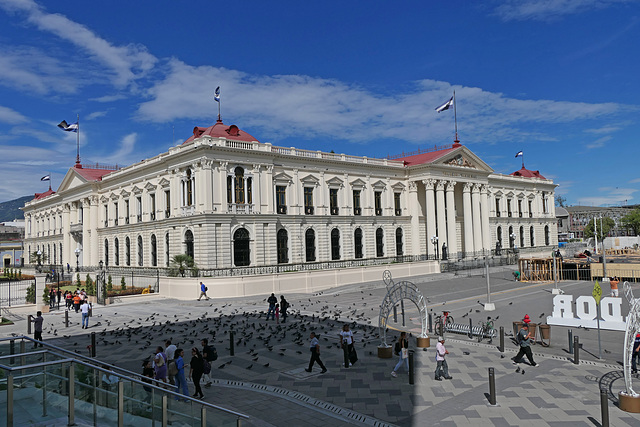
xmin=326 ymin=177 xmax=344 ymax=188
xmin=119 ymin=189 xmax=130 ymax=198
xmin=131 ymin=185 xmax=142 ymax=195
xmin=158 ymin=178 xmax=170 ymax=188
xmin=438 ymin=147 xmax=493 ymax=173
xmin=273 ymin=172 xmax=293 ymax=185
xmin=350 ymin=178 xmax=366 ymax=189
xmin=144 ymin=182 xmax=156 ymax=192
xmin=300 ymin=174 xmax=320 ymax=186
xmin=391 ymin=182 xmax=406 ymax=191
xmin=371 ymin=180 xmax=386 ymax=190
xmin=57 ymin=169 xmax=89 ymax=193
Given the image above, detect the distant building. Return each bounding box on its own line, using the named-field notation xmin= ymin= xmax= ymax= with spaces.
xmin=566 ymin=205 xmax=638 ymax=239
xmin=22 ymin=119 xmax=558 ymax=271
xmin=0 ymin=220 xmax=24 ymax=268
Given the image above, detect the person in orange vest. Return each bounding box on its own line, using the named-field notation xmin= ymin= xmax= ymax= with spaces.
xmin=609 ymin=277 xmax=620 ymax=297
xmin=73 ymin=293 xmax=81 ymax=313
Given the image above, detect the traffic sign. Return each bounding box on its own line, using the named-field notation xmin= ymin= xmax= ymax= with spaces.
xmin=592 ymin=280 xmax=602 ymax=305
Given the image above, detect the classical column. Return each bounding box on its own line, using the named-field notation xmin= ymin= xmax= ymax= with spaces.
xmin=436 ymin=181 xmax=447 ymax=250
xmin=62 ymin=204 xmax=70 ymax=267
xmin=266 ymin=165 xmax=274 ymax=214
xmin=408 ymin=181 xmax=421 ymax=255
xmin=481 ymin=185 xmax=491 ymax=253
xmin=319 ymin=171 xmax=327 ymax=215
xmin=472 ymin=185 xmax=482 ymax=255
xmin=82 ymin=199 xmax=90 ymax=267
xmin=90 ymin=196 xmax=99 ymax=267
xmin=292 ymin=169 xmax=300 ymax=215
xmin=197 ymin=159 xmax=214 ymax=213
xmin=462 ymin=183 xmax=473 ymax=254
xmin=252 ymin=164 xmax=262 ymax=214
xmin=445 ymin=181 xmax=457 ymax=258
xmin=423 ymin=179 xmax=437 ymax=256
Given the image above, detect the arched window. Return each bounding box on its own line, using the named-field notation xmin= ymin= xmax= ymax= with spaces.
xmin=376 ymin=228 xmax=384 ymax=257
xmin=125 ymin=237 xmax=131 ymax=266
xmin=530 ymin=226 xmax=535 ymax=247
xmin=305 ymin=229 xmax=316 ymax=262
xmin=151 ymin=234 xmax=157 ymax=267
xmin=184 ymin=230 xmax=194 ymax=260
xmin=165 ymin=233 xmax=170 ymax=267
xmin=137 ymin=235 xmax=143 ymax=266
xmin=47 ymin=244 xmax=50 ymax=264
xmin=185 ymin=169 xmax=194 ymax=206
xmin=59 ymin=243 xmax=62 ymax=266
xmin=331 ymin=228 xmax=341 ymax=260
xmin=396 ymin=228 xmax=404 ymax=256
xmin=354 ymin=228 xmax=363 ymax=259
xmin=519 ymin=226 xmax=525 ymax=248
xmin=53 ymin=244 xmax=57 ymax=265
xmin=508 ymin=226 xmax=515 ymax=248
xmin=234 ymin=167 xmax=245 ymax=204
xmin=104 ymin=239 xmax=109 ymax=266
xmin=545 ymin=225 xmax=550 ymax=246
xmin=277 ymin=229 xmax=288 ymax=264
xmin=233 ymin=228 xmax=250 ymax=266
xmin=114 ymin=238 xmax=120 ymax=266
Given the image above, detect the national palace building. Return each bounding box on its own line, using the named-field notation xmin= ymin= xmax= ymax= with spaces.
xmin=22 ymin=119 xmax=558 ymax=271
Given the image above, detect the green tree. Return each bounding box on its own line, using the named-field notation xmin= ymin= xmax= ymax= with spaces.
xmin=76 ymin=273 xmax=82 ymax=288
xmin=620 ymin=207 xmax=640 ymax=236
xmin=555 ymin=195 xmax=567 ymax=208
xmin=107 ymin=275 xmax=113 ymax=292
xmin=169 ymin=254 xmax=198 ymax=277
xmin=121 ymin=276 xmax=127 ymax=290
xmin=85 ymin=274 xmax=94 ymax=295
xmin=29 ymin=251 xmax=48 ymax=265
xmin=583 ymin=217 xmax=615 ymax=241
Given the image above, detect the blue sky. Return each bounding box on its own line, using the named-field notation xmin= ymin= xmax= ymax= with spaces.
xmin=0 ymin=0 xmax=639 ymax=207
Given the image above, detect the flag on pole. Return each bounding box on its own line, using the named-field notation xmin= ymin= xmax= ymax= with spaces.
xmin=40 ymin=175 xmax=51 ymax=181
xmin=214 ymin=86 xmax=220 ymax=103
xmin=57 ymin=120 xmax=78 ymax=132
xmin=515 ymin=151 xmax=523 ymax=158
xmin=435 ymin=96 xmax=454 ymax=113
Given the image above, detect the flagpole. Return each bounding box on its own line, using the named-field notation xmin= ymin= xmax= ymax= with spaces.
xmin=76 ymin=113 xmax=80 ymax=166
xmin=48 ymin=172 xmax=51 ymax=191
xmin=453 ymin=91 xmax=459 ymax=144
xmin=521 ymin=153 xmax=524 ymax=169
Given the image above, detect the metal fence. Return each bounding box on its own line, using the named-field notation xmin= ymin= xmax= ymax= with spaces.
xmin=0 ymin=279 xmax=35 ymax=307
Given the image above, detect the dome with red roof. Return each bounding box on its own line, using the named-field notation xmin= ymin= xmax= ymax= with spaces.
xmin=182 ymin=120 xmax=259 ymax=145
xmin=510 ymin=166 xmax=546 ymax=180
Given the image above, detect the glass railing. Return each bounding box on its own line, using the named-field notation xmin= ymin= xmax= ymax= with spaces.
xmin=0 ymin=336 xmax=249 ymax=426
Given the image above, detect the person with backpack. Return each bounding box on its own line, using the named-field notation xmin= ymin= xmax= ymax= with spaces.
xmin=197 ymin=282 xmax=210 ymax=301
xmin=266 ymin=293 xmax=277 ymax=320
xmin=512 ymin=323 xmax=537 ymax=367
xmin=189 ymin=347 xmax=205 ymax=399
xmin=390 ymin=332 xmax=409 ymax=377
xmin=280 ymin=295 xmax=289 ymax=323
xmin=201 ymin=338 xmax=217 ymax=387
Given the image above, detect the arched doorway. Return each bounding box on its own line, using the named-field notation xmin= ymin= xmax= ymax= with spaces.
xmin=376 ymin=228 xmax=384 ymax=257
xmin=233 ymin=228 xmax=250 ymax=266
xmin=305 ymin=229 xmax=316 ymax=262
xmin=277 ymin=229 xmax=289 ymax=264
xmin=151 ymin=234 xmax=157 ymax=267
xmin=331 ymin=228 xmax=341 ymax=260
xmin=354 ymin=228 xmax=363 ymax=259
xmin=184 ymin=230 xmax=194 ymax=260
xmin=395 ymin=228 xmax=404 ymax=256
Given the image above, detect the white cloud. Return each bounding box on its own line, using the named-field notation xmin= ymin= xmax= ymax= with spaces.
xmin=493 ymin=0 xmax=637 ymax=22
xmin=137 ymin=59 xmax=626 ymax=146
xmin=0 ymin=105 xmax=27 ymax=123
xmin=101 ymin=133 xmax=137 ymax=164
xmin=0 ymin=0 xmax=157 ymax=88
xmin=86 ymin=111 xmax=108 ymax=120
xmin=584 ymin=125 xmax=621 ymax=134
xmin=577 ymin=186 xmax=638 ymax=206
xmin=629 ymin=177 xmax=640 ymax=184
xmin=586 ymin=135 xmax=612 ymax=149
xmin=90 ymin=94 xmax=126 ymax=103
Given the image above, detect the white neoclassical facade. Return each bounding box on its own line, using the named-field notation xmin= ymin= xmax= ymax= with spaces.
xmin=22 ymin=119 xmax=558 ymax=271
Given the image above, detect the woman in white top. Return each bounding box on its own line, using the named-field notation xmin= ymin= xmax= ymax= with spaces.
xmin=338 ymin=324 xmax=355 ymax=368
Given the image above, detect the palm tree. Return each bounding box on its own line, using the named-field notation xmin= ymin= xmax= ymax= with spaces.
xmin=169 ymin=254 xmax=198 ymax=277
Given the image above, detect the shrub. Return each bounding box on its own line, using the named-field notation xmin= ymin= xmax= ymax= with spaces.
xmin=26 ymin=283 xmax=35 ymax=304
xmin=120 ymin=276 xmax=126 ymax=290
xmin=107 ymin=275 xmax=113 ymax=292
xmin=85 ymin=274 xmax=94 ymax=296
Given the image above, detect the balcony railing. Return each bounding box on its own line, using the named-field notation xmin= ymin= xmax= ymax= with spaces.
xmin=181 ymin=206 xmax=195 ymax=216
xmin=228 ymin=203 xmax=253 ymax=214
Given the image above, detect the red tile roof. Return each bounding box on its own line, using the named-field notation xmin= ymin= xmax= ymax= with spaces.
xmin=394 ymin=145 xmax=458 ymax=166
xmin=182 ymin=120 xmax=259 ymax=144
xmin=73 ymin=165 xmax=113 ymax=182
xmin=510 ymin=166 xmax=546 ymax=180
xmin=34 ymin=188 xmax=55 ymax=200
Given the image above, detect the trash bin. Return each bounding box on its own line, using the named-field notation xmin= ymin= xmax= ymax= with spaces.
xmin=528 ymin=323 xmax=537 ymax=343
xmin=513 ymin=321 xmax=523 ymax=336
xmin=539 ymin=324 xmax=550 ymax=340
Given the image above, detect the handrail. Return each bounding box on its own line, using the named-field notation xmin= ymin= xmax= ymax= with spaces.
xmin=0 ymin=336 xmax=250 ymax=420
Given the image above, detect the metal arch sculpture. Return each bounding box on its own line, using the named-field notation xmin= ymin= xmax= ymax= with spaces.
xmin=379 ymin=271 xmax=428 ymax=346
xmin=622 ymin=281 xmax=640 ymax=397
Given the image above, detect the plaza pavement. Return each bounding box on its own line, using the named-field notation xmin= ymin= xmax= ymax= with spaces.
xmin=2 ymin=266 xmax=640 ymax=426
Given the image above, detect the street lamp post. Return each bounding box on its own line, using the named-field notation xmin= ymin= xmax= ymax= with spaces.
xmin=36 ymin=250 xmax=42 ymax=273
xmin=431 ymin=235 xmax=439 ymax=260
xmin=75 ymin=248 xmax=81 ymax=272
xmin=509 ymin=233 xmax=516 ymax=250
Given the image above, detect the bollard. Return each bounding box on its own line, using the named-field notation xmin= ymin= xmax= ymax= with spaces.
xmin=600 ymin=388 xmax=609 ymax=427
xmin=573 ymin=336 xmax=580 ymax=364
xmin=428 ymin=312 xmax=433 ymax=334
xmin=27 ymin=315 xmax=32 ymax=335
xmin=393 ymin=306 xmax=397 ymax=323
xmin=10 ymin=339 xmax=15 ymax=364
xmin=469 ymin=318 xmax=473 ymax=339
xmin=91 ymin=332 xmax=96 ymax=357
xmin=488 ymin=367 xmax=497 ymax=405
xmin=401 ymin=300 xmax=406 ymax=327
xmin=65 ymin=310 xmax=69 ymax=328
xmin=499 ymin=326 xmax=504 ymax=353
xmin=408 ymin=351 xmax=414 ymax=385
xmin=568 ymin=329 xmax=573 ymax=353
xmin=230 ymin=331 xmax=235 ymax=356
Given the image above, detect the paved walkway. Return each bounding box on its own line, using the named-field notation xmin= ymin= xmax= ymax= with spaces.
xmin=2 ymin=266 xmax=640 ymax=426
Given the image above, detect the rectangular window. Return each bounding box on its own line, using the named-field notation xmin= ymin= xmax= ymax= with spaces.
xmin=137 ymin=196 xmax=142 ymax=222
xmin=165 ymin=190 xmax=170 ymax=218
xmin=114 ymin=203 xmax=119 ymax=226
xmin=330 ymin=188 xmax=339 ymax=215
xmin=394 ymin=193 xmax=401 ymax=216
xmin=495 ymin=198 xmax=501 ymax=217
xmin=353 ymin=190 xmax=361 ymax=215
xmin=304 ymin=187 xmax=314 ymax=215
xmin=542 ymin=192 xmax=548 ymax=214
xmin=374 ymin=191 xmax=382 ymax=216
xmin=150 ymin=193 xmax=156 ymax=220
xmin=125 ymin=200 xmax=130 ymax=224
xmin=104 ymin=204 xmax=108 ymax=227
xmin=247 ymin=178 xmax=252 ymax=204
xmin=528 ymin=200 xmax=533 ymax=218
xmin=276 ymin=185 xmax=287 ymax=214
xmin=518 ymin=200 xmax=523 ymax=218
xmin=227 ymin=176 xmax=233 ymax=204
xmin=507 ymin=199 xmax=512 ymax=217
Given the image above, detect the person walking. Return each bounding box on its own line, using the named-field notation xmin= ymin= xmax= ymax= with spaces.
xmin=338 ymin=324 xmax=355 ymax=368
xmin=280 ymin=295 xmax=289 ymax=323
xmin=197 ymin=282 xmax=210 ymax=301
xmin=275 ymin=303 xmax=280 ymax=323
xmin=73 ymin=293 xmax=81 ymax=313
xmin=165 ymin=339 xmax=177 ymax=385
xmin=305 ymin=332 xmax=327 ymax=374
xmin=174 ymin=349 xmax=189 ymax=400
xmin=201 ymin=339 xmax=217 ymax=387
xmin=435 ymin=336 xmax=452 ymax=380
xmin=391 ymin=332 xmax=409 ymax=377
xmin=154 ymin=346 xmax=168 ymax=383
xmin=632 ymin=333 xmax=640 ymax=374
xmin=189 ymin=347 xmax=205 ymax=399
xmin=29 ymin=311 xmax=44 ymax=348
xmin=80 ymin=300 xmax=90 ymax=329
xmin=56 ymin=288 xmax=62 ymax=308
xmin=266 ymin=293 xmax=277 ymax=320
xmin=49 ymin=288 xmax=56 ymax=309
xmin=512 ymin=323 xmax=537 ymax=366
